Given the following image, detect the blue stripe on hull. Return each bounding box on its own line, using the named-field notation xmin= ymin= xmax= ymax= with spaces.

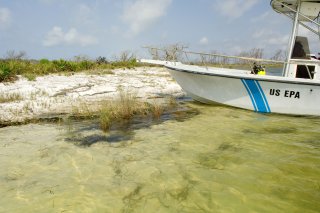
xmin=241 ymin=79 xmax=257 ymax=111
xmin=241 ymin=79 xmax=271 ymax=113
xmin=254 ymin=80 xmax=271 ymax=112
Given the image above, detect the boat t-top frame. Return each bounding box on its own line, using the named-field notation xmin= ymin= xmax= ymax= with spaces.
xmin=271 ymin=0 xmax=320 ymax=76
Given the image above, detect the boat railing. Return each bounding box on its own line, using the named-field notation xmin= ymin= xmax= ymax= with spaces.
xmin=290 ymin=59 xmax=320 ymax=65
xmin=143 ymin=46 xmax=320 ymax=79
xmin=143 ymin=46 xmax=285 ymax=65
xmin=143 ymin=46 xmax=285 ymax=71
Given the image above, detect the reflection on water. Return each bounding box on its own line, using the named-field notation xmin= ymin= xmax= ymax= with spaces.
xmin=0 ymin=102 xmax=319 ymax=213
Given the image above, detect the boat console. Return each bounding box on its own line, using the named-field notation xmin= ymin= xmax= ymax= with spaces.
xmin=286 ymin=59 xmax=319 ymax=79
xmin=286 ymin=36 xmax=320 ymax=80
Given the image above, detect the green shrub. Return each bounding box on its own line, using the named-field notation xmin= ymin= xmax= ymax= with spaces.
xmin=38 ymin=63 xmax=54 ymax=75
xmin=0 ymin=63 xmax=12 ymax=81
xmin=39 ymin=58 xmax=50 ymax=64
xmin=96 ymin=56 xmax=108 ymax=64
xmin=7 ymin=60 xmax=23 ymax=75
xmin=78 ymin=60 xmax=95 ymax=70
xmin=52 ymin=59 xmax=77 ymax=72
xmin=111 ymin=58 xmax=137 ymax=69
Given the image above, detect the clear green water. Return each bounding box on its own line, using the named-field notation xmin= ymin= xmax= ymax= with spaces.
xmin=0 ymin=102 xmax=319 ymax=213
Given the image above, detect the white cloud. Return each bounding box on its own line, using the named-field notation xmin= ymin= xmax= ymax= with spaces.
xmin=43 ymin=26 xmax=98 ymax=47
xmin=199 ymin=37 xmax=209 ymax=45
xmin=215 ymin=0 xmax=258 ymax=19
xmin=74 ymin=4 xmax=96 ymax=26
xmin=251 ymin=11 xmax=270 ymax=23
xmin=122 ymin=0 xmax=172 ymax=36
xmin=0 ymin=8 xmax=11 ymax=29
xmin=78 ymin=4 xmax=93 ymax=18
xmin=252 ymin=29 xmax=289 ymax=46
xmin=252 ymin=29 xmax=270 ymax=39
xmin=266 ymin=35 xmax=289 ymax=46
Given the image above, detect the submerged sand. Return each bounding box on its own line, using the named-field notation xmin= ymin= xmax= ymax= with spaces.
xmin=0 ymin=67 xmax=183 ymax=125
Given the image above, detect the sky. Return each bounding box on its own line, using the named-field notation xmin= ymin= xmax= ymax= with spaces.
xmin=0 ymin=0 xmax=318 ymax=60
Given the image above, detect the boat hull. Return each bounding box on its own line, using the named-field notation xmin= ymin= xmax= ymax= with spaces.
xmin=168 ymin=68 xmax=320 ymax=116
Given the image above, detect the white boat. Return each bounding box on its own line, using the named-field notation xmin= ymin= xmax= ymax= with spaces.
xmin=141 ymin=0 xmax=320 ymax=116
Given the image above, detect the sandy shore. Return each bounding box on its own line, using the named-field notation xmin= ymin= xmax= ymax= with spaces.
xmin=0 ymin=67 xmax=183 ymax=125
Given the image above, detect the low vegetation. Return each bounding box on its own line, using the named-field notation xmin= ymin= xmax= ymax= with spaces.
xmin=0 ymin=50 xmax=140 ymax=83
xmin=99 ymin=90 xmax=170 ymax=132
xmin=66 ymin=90 xmax=177 ymax=132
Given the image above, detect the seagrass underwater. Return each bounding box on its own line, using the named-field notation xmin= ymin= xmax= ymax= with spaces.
xmin=0 ymin=102 xmax=319 ymax=212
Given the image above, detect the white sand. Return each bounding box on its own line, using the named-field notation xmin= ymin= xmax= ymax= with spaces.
xmin=0 ymin=67 xmax=183 ymax=124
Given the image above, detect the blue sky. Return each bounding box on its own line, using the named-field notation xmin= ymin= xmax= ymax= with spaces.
xmin=0 ymin=0 xmax=313 ymax=60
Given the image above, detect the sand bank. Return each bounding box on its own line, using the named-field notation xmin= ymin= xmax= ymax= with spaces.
xmin=0 ymin=67 xmax=183 ymax=125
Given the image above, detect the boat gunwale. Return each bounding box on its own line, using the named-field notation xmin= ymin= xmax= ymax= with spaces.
xmin=166 ymin=65 xmax=320 ymax=86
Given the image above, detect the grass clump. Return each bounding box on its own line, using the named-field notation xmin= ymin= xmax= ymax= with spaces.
xmin=100 ymin=108 xmax=112 ymax=131
xmin=117 ymin=89 xmax=147 ymax=119
xmin=99 ymin=90 xmax=168 ymax=132
xmin=67 ymin=89 xmax=167 ymax=132
xmin=23 ymin=72 xmax=37 ymax=81
xmin=99 ymin=90 xmax=149 ymax=132
xmin=0 ymin=93 xmax=23 ymax=103
xmin=150 ymin=101 xmax=164 ymax=119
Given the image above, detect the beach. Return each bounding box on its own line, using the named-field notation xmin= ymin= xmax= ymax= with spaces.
xmin=0 ymin=67 xmax=183 ymax=126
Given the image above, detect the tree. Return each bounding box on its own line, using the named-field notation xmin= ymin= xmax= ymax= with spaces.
xmin=115 ymin=51 xmax=136 ymax=62
xmin=5 ymin=50 xmax=27 ymax=60
xmin=163 ymin=43 xmax=188 ymax=61
xmin=270 ymin=49 xmax=285 ymax=61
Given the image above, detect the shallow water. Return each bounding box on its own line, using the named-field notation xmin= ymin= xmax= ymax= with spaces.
xmin=0 ymin=102 xmax=319 ymax=213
